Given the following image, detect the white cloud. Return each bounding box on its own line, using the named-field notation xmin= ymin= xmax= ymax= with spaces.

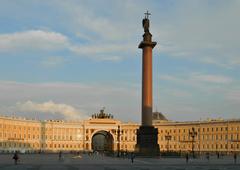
xmin=159 ymin=75 xmax=181 ymax=82
xmin=0 ymin=81 xmax=140 ymax=122
xmin=69 ymin=43 xmax=135 ymax=61
xmin=191 ymin=73 xmax=233 ymax=84
xmin=51 ymin=0 xmax=140 ymax=42
xmin=57 ymin=0 xmax=240 ymax=67
xmin=70 ymin=44 xmax=134 ymax=55
xmin=169 ymin=89 xmax=191 ymax=98
xmin=0 ymin=30 xmax=69 ymax=52
xmin=1 ymin=1 xmax=239 ymax=66
xmin=16 ymin=100 xmax=87 ymax=120
xmin=152 ymin=0 xmax=240 ymax=68
xmin=0 ymin=29 xmax=135 ymax=62
xmin=160 ymin=73 xmax=233 ymax=85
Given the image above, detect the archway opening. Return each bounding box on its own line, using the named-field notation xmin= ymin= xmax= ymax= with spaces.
xmin=91 ymin=131 xmax=113 ymax=152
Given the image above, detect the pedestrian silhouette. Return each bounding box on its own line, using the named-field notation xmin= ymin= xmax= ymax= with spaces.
xmin=217 ymin=152 xmax=220 ymax=159
xmin=186 ymin=153 xmax=189 ymax=163
xmin=12 ymin=151 xmax=19 ymax=165
xmin=131 ymin=152 xmax=135 ymax=163
xmin=59 ymin=151 xmax=62 ymax=161
xmin=234 ymin=153 xmax=237 ymax=164
xmin=206 ymin=152 xmax=210 ymax=162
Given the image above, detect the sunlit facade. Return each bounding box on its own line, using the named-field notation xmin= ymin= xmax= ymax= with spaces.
xmin=0 ymin=111 xmax=239 ymax=153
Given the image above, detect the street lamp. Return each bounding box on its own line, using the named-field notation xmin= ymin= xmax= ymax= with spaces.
xmin=189 ymin=127 xmax=197 ymax=158
xmin=165 ymin=132 xmax=172 ymax=153
xmin=117 ymin=125 xmax=123 ymax=157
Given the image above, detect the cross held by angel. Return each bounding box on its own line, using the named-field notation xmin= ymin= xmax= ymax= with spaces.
xmin=142 ymin=11 xmax=151 ymax=32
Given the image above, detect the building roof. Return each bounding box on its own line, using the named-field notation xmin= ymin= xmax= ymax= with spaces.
xmin=152 ymin=112 xmax=168 ymax=121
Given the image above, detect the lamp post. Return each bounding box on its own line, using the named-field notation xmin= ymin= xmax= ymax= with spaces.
xmin=189 ymin=127 xmax=197 ymax=158
xmin=117 ymin=125 xmax=123 ymax=157
xmin=165 ymin=132 xmax=172 ymax=153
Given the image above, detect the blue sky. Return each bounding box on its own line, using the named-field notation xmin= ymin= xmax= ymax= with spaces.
xmin=0 ymin=0 xmax=239 ymax=122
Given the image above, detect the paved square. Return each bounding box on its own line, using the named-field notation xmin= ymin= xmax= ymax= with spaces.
xmin=0 ymin=153 xmax=239 ymax=170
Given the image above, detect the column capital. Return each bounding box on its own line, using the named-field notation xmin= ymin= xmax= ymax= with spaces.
xmin=138 ymin=41 xmax=156 ymax=49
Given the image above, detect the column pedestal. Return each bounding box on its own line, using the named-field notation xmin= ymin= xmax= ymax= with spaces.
xmin=136 ymin=126 xmax=160 ymax=156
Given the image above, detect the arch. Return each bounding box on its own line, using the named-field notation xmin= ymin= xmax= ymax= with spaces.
xmin=91 ymin=130 xmax=114 ymax=152
xmin=89 ymin=129 xmax=116 ymax=142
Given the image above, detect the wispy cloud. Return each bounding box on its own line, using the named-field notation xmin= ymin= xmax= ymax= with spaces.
xmin=225 ymin=89 xmax=240 ymax=104
xmin=41 ymin=56 xmax=66 ymax=67
xmin=0 ymin=81 xmax=140 ymax=121
xmin=0 ymin=30 xmax=69 ymax=53
xmin=1 ymin=1 xmax=239 ymax=67
xmin=160 ymin=72 xmax=233 ymax=85
xmin=191 ymin=73 xmax=233 ymax=84
xmin=0 ymin=29 xmax=134 ymax=62
xmin=153 ymin=0 xmax=240 ymax=68
xmin=0 ymin=1 xmax=239 ymax=121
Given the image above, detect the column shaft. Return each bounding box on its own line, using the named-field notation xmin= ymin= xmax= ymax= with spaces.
xmin=142 ymin=46 xmax=152 ymax=126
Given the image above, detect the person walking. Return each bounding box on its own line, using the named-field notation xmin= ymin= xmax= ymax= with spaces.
xmin=206 ymin=152 xmax=210 ymax=162
xmin=12 ymin=151 xmax=19 ymax=165
xmin=186 ymin=153 xmax=189 ymax=163
xmin=234 ymin=153 xmax=237 ymax=164
xmin=59 ymin=151 xmax=62 ymax=161
xmin=130 ymin=152 xmax=135 ymax=163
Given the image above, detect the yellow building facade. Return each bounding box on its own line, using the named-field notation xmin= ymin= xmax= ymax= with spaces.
xmin=0 ymin=111 xmax=239 ymax=154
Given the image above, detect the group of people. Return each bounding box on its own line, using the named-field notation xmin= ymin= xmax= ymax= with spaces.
xmin=185 ymin=152 xmax=238 ymax=164
xmin=11 ymin=151 xmax=238 ymax=165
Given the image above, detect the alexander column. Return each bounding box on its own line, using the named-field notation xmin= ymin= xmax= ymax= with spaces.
xmin=136 ymin=11 xmax=160 ymax=156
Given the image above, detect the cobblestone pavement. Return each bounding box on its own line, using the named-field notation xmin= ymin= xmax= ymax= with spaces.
xmin=0 ymin=153 xmax=239 ymax=170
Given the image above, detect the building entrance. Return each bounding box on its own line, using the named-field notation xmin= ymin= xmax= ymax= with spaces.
xmin=91 ymin=131 xmax=113 ymax=152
